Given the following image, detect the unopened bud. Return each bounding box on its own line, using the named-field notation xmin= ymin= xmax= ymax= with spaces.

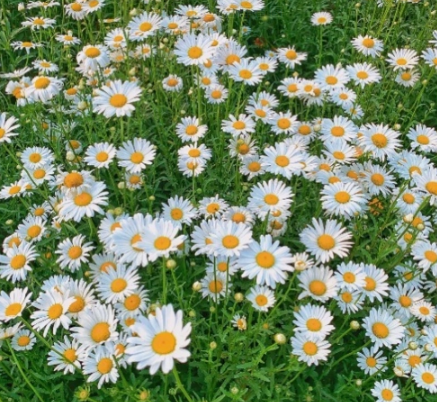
xmin=274 ymin=333 xmax=287 ymax=345
xmin=192 ymin=281 xmax=201 ymax=292
xmin=350 ymin=320 xmax=360 ymax=330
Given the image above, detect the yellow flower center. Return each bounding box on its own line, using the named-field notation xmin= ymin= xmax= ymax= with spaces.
xmin=303 ymin=341 xmax=318 ymax=355
xmin=364 ymin=276 xmax=376 ymax=291
xmin=5 ymin=303 xmax=22 ymax=317
xmin=371 ymin=173 xmax=384 ymax=186
xmin=366 ymin=357 xmax=377 ymax=367
xmin=343 ymin=272 xmax=356 ymax=283
xmin=425 ymin=250 xmax=437 ymax=263
xmin=399 ymin=295 xmax=412 ymax=307
xmin=170 ymin=208 xmax=183 ymax=220
xmin=275 ymin=155 xmax=289 ymax=167
xmin=426 ymin=181 xmax=437 ymax=195
xmin=362 ymin=38 xmax=375 ymax=48
xmin=64 ymin=172 xmax=84 ymax=188
xmin=333 ymin=151 xmax=345 ymax=160
xmin=255 ymin=251 xmax=275 ymax=268
xmin=209 ymin=279 xmax=223 ymax=293
xmin=111 ymin=278 xmax=127 ymax=293
xmin=17 ymin=335 xmax=31 ymax=347
xmin=264 ymin=194 xmax=279 ymax=205
xmin=139 ymin=22 xmax=152 ymax=32
xmin=69 ymin=296 xmax=85 ymax=313
xmin=335 ymin=191 xmax=350 ymax=204
xmin=356 ymin=71 xmax=368 ymax=79
xmin=10 ymin=255 xmax=26 ymax=270
xmin=317 ymin=234 xmax=335 ymax=250
xmin=85 ymin=47 xmax=101 ymax=58
xmin=74 ymin=192 xmax=92 ymax=206
xmin=232 ymin=212 xmax=246 ymax=223
xmin=422 ymin=372 xmax=435 ymax=384
xmin=255 ymin=295 xmax=268 ymax=306
xmin=151 ymin=332 xmax=177 ymax=355
xmin=154 ymin=236 xmax=171 ymax=250
xmin=341 ymin=292 xmax=352 ymax=303
xmin=248 ymin=161 xmax=261 ymax=172
xmin=109 ymin=94 xmax=127 ymax=107
xmin=188 ymin=46 xmax=203 ymax=59
xmin=188 ymin=149 xmax=201 ymax=157
xmin=331 ymin=126 xmax=345 ymax=137
xmin=325 ymin=76 xmax=338 ymax=85
xmin=206 ymin=203 xmax=220 ymax=214
xmin=226 ymin=54 xmax=240 ymax=65
xmin=97 ymin=357 xmax=113 ymax=374
xmin=130 ymin=152 xmax=144 ymax=164
xmin=239 ymin=69 xmax=252 ymax=79
xmin=185 ymin=125 xmax=198 ymax=135
xmin=309 ymin=280 xmax=327 ymax=296
xmin=397 ymin=58 xmax=407 ymax=66
xmin=306 ymin=318 xmax=322 ymax=332
xmin=371 ymin=133 xmax=388 ymax=148
xmin=277 ymin=118 xmax=291 ymax=129
xmin=124 ymin=294 xmax=141 ymax=310
xmin=63 ymin=348 xmax=76 ymax=363
xmin=34 ymin=77 xmax=50 ymax=89
xmin=222 ymin=235 xmax=239 ymax=249
xmin=372 ymin=322 xmax=389 ymax=338
xmin=91 ymin=322 xmax=110 ymax=343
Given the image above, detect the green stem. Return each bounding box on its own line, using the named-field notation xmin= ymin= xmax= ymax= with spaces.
xmin=172 ymin=366 xmax=194 ymax=402
xmin=7 ymin=340 xmax=45 ymax=402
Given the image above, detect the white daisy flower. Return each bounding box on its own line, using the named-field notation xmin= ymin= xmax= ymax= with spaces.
xmin=363 ymin=307 xmax=405 ymax=348
xmin=291 ymin=333 xmax=331 ymax=366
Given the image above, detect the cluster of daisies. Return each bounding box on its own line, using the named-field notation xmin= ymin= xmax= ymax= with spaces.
xmin=1 ymin=0 xmax=437 ymax=399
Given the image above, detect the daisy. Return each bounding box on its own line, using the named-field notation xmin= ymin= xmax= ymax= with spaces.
xmin=176 ymin=116 xmax=208 ymax=143
xmin=245 ymin=285 xmax=275 ymax=312
xmin=117 ymin=138 xmax=156 ymax=173
xmin=162 ymin=75 xmax=183 ymax=92
xmin=47 ymin=336 xmax=86 ymax=374
xmin=299 ymin=218 xmax=353 ymax=263
xmin=104 ymin=28 xmax=127 ymax=49
xmin=412 ymin=363 xmax=437 ymax=393
xmin=84 ymin=142 xmax=116 ymax=169
xmin=228 ymin=135 xmax=258 ymax=159
xmin=17 ymin=216 xmax=47 ymax=242
xmin=66 ymin=279 xmax=97 ymax=318
xmin=321 ymin=182 xmax=367 ymax=219
xmin=58 ymin=182 xmax=109 ymax=222
xmin=161 ymin=196 xmax=198 ymax=228
xmin=21 ymin=16 xmax=56 ymax=30
xmin=228 ymin=58 xmax=263 ymax=85
xmin=71 ymin=304 xmax=118 ymax=349
xmin=205 ymin=84 xmax=229 ymax=104
xmin=335 ymin=289 xmax=364 ymax=314
xmin=20 ymin=146 xmax=54 ymax=169
xmin=214 ymin=38 xmax=247 ymax=70
xmin=111 ymin=213 xmax=152 ymax=267
xmin=11 ymin=40 xmax=42 ymax=54
xmin=249 ymin=90 xmax=279 ymax=108
xmin=30 ymin=290 xmax=74 ymax=336
xmin=83 ymin=344 xmax=119 ymax=388
xmin=293 ymin=304 xmax=334 ymax=341
xmin=320 ymin=116 xmax=357 ymax=143
xmin=268 ymin=111 xmax=298 ymax=135
xmin=198 ymin=196 xmax=229 ymax=219
xmin=161 ymin=15 xmax=189 ymax=34
xmin=238 ymin=0 xmax=264 ymax=10
xmin=407 ymin=124 xmax=437 ymax=153
xmin=334 ymin=261 xmax=366 ymax=291
xmin=395 ymin=69 xmax=420 ymax=87
xmin=294 ymin=123 xmax=316 ymax=144
xmin=97 ymin=265 xmax=140 ymax=304
xmin=346 ymin=62 xmax=381 ymax=88
xmin=138 ymin=219 xmax=186 ymax=262
xmin=361 ymin=263 xmax=389 ymax=302
xmin=128 ymin=12 xmax=163 ymax=41
xmin=0 ymin=287 xmax=32 ymax=322
xmin=231 ymin=314 xmax=247 ymax=331
xmin=11 ymin=329 xmax=36 ymax=351
xmin=298 ymin=266 xmax=338 ymax=302
xmin=371 ymin=380 xmax=401 ymax=402
xmin=55 ymin=32 xmax=81 ymax=45
xmin=200 ymin=271 xmax=230 ymax=302
xmin=223 ymin=206 xmax=254 ymax=226
xmin=351 ymin=35 xmax=384 ymax=57
xmin=64 ymin=2 xmax=87 ymax=20
xmin=24 ymin=75 xmax=64 ymax=103
xmin=175 ymin=4 xmax=208 ymax=18
xmin=276 ymin=47 xmax=307 ymax=69
xmin=195 ymin=71 xmax=218 ymax=89
xmin=412 ymin=167 xmax=437 ymax=205
xmin=238 ymin=235 xmax=293 ymax=289
xmin=93 ymin=80 xmax=142 ymax=118
xmin=421 ymin=48 xmax=437 ymax=68
xmin=330 ymin=88 xmax=357 ymax=109
xmin=178 ymin=159 xmax=206 ymax=177
xmin=357 ymin=346 xmax=388 ymax=375
xmin=115 ymin=286 xmax=149 ymax=319
xmin=0 ymin=180 xmax=29 ymax=200
xmin=174 ymin=33 xmax=215 ymax=66
xmin=0 ymin=113 xmax=20 ymax=143
xmin=411 ymin=241 xmax=437 ymax=273
xmin=393 ymin=188 xmax=424 ymax=215
xmin=315 ymin=64 xmax=350 ymax=90
xmin=291 ymin=333 xmax=331 ymax=366
xmin=362 ymin=164 xmax=396 ymax=197
xmin=363 ymin=307 xmax=405 ymax=348
xmin=82 ymin=0 xmax=106 ymax=14
xmin=76 ymin=45 xmax=110 ymax=71
xmin=277 ymin=77 xmax=302 ymax=99
xmin=261 ymin=142 xmax=305 ymax=180
xmin=359 ymin=123 xmax=401 ymax=161
xmin=389 ymin=284 xmax=423 ymax=318
xmin=0 ymin=243 xmax=38 ymax=283
xmin=248 ymin=179 xmax=293 ymax=219
xmin=255 ymin=56 xmax=278 ymax=74
xmin=222 ymin=114 xmax=256 ymax=137
xmin=209 ymin=220 xmax=253 ymax=258
xmin=323 ymin=139 xmax=357 ymax=165
xmin=55 ymin=235 xmax=94 ymax=272
xmin=311 ymin=12 xmax=333 ymax=26
xmin=240 ymin=155 xmax=265 ymax=179
xmin=125 ymin=304 xmax=191 ymax=374
xmin=387 ymin=48 xmax=420 ymax=71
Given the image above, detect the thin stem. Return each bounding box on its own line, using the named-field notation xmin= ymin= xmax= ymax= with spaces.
xmin=172 ymin=366 xmax=194 ymax=402
xmin=7 ymin=340 xmax=45 ymax=402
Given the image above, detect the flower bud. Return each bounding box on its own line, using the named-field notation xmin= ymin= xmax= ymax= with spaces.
xmin=274 ymin=333 xmax=287 ymax=345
